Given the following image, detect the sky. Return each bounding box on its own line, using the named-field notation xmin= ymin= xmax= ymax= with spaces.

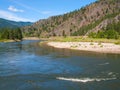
xmin=0 ymin=0 xmax=97 ymax=22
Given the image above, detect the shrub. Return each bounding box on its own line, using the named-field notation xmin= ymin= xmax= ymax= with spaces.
xmin=105 ymin=30 xmax=119 ymax=39
xmin=89 ymin=30 xmax=119 ymax=39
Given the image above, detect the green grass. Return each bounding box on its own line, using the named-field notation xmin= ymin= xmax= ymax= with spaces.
xmin=70 ymin=45 xmax=78 ymax=48
xmin=90 ymin=42 xmax=94 ymax=45
xmin=98 ymin=42 xmax=102 ymax=45
xmin=0 ymin=39 xmax=17 ymax=42
xmin=46 ymin=36 xmax=120 ymax=44
xmin=0 ymin=39 xmax=9 ymax=42
xmin=100 ymin=45 xmax=103 ymax=47
xmin=114 ymin=41 xmax=120 ymax=45
xmin=48 ymin=36 xmax=82 ymax=42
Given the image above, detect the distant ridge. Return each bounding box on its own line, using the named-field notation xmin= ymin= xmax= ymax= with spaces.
xmin=22 ymin=0 xmax=120 ymax=37
xmin=0 ymin=18 xmax=33 ymax=28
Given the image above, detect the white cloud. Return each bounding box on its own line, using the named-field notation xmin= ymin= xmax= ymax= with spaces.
xmin=8 ymin=6 xmax=24 ymax=12
xmin=41 ymin=11 xmax=52 ymax=14
xmin=10 ymin=0 xmax=52 ymax=15
xmin=0 ymin=9 xmax=32 ymax=22
xmin=10 ymin=0 xmax=41 ymax=13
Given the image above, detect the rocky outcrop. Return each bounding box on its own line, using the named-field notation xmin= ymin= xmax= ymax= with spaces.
xmin=22 ymin=0 xmax=120 ymax=37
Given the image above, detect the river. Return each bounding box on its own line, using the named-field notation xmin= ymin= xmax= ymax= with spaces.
xmin=0 ymin=40 xmax=120 ymax=90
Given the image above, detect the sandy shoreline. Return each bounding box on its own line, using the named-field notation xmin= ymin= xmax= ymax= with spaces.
xmin=23 ymin=37 xmax=40 ymax=40
xmin=47 ymin=42 xmax=120 ymax=54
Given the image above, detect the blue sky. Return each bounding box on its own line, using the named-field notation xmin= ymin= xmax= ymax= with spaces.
xmin=0 ymin=0 xmax=97 ymax=22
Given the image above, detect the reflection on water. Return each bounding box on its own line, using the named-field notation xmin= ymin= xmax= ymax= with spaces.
xmin=0 ymin=40 xmax=120 ymax=90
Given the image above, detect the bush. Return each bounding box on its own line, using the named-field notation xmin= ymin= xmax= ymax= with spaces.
xmin=89 ymin=30 xmax=119 ymax=39
xmin=0 ymin=28 xmax=23 ymax=40
xmin=89 ymin=32 xmax=97 ymax=38
xmin=105 ymin=30 xmax=119 ymax=39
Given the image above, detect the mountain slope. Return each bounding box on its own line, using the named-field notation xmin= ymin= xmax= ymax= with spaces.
xmin=22 ymin=0 xmax=120 ymax=37
xmin=0 ymin=18 xmax=32 ymax=28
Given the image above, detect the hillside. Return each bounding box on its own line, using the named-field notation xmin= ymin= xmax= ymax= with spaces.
xmin=0 ymin=18 xmax=32 ymax=28
xmin=22 ymin=0 xmax=120 ymax=38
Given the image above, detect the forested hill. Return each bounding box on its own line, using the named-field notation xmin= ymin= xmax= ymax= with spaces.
xmin=0 ymin=18 xmax=32 ymax=41
xmin=0 ymin=18 xmax=32 ymax=28
xmin=22 ymin=0 xmax=120 ymax=38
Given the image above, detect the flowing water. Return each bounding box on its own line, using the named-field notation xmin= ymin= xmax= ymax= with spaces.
xmin=0 ymin=40 xmax=120 ymax=90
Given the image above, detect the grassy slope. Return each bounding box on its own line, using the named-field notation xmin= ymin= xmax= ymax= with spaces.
xmin=45 ymin=36 xmax=120 ymax=44
xmin=0 ymin=39 xmax=21 ymax=42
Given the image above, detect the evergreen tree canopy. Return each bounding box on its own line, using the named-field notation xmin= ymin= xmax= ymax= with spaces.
xmin=0 ymin=28 xmax=23 ymax=40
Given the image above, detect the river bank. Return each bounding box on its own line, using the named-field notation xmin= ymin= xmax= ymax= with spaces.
xmin=23 ymin=37 xmax=40 ymax=40
xmin=0 ymin=37 xmax=40 ymax=42
xmin=0 ymin=39 xmax=21 ymax=43
xmin=47 ymin=42 xmax=120 ymax=54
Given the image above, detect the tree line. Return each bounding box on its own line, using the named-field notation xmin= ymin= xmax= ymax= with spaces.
xmin=0 ymin=28 xmax=23 ymax=40
xmin=89 ymin=21 xmax=120 ymax=39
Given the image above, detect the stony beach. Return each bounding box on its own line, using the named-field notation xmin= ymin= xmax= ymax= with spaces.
xmin=47 ymin=42 xmax=120 ymax=54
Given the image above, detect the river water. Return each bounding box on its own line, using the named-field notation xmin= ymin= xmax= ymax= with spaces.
xmin=0 ymin=40 xmax=120 ymax=90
